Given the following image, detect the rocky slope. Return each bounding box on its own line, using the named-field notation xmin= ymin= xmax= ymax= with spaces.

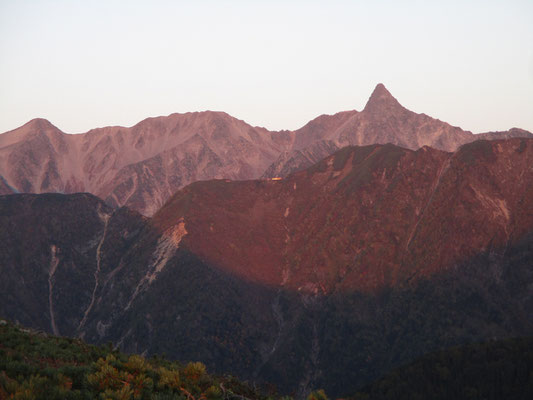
xmin=1 ymin=85 xmax=530 ymax=215
xmin=0 ymin=113 xmax=292 ymax=215
xmin=155 ymin=138 xmax=533 ymax=293
xmin=1 ymin=138 xmax=532 ymax=396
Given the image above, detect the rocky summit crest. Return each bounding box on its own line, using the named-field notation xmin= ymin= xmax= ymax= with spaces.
xmin=363 ymin=83 xmax=404 ymax=113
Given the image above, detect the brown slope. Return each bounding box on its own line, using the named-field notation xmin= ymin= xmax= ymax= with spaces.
xmin=403 ymin=139 xmax=533 ymax=280
xmin=153 ymin=138 xmax=533 ymax=293
xmin=292 ymin=110 xmax=359 ymax=150
xmin=477 ymin=127 xmax=532 ymax=140
xmin=260 ymin=140 xmax=340 ymax=178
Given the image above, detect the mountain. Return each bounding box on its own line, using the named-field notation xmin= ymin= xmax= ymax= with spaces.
xmin=0 ymin=113 xmax=292 ymax=215
xmin=1 ymin=85 xmax=531 ymax=215
xmin=155 ymin=138 xmax=533 ymax=292
xmin=1 ymin=138 xmax=532 ymax=397
xmin=291 ymin=83 xmax=468 ymax=151
xmin=262 ymin=84 xmax=533 ymax=178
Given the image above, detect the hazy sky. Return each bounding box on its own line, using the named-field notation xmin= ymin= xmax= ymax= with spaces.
xmin=1 ymin=0 xmax=532 ymax=134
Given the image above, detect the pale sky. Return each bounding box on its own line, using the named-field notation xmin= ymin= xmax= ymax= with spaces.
xmin=1 ymin=0 xmax=532 ymax=134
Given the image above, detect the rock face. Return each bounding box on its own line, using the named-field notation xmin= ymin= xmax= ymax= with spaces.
xmin=261 ymin=140 xmax=340 ymax=179
xmin=1 ymin=138 xmax=533 ymax=396
xmin=0 ymin=113 xmax=292 ymax=215
xmin=1 ymin=85 xmax=531 ymax=215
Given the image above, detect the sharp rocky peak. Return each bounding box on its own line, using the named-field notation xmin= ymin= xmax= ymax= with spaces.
xmin=363 ymin=83 xmax=405 ymax=114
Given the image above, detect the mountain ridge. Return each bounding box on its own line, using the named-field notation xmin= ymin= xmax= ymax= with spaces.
xmin=153 ymin=137 xmax=533 ymax=292
xmin=2 ymin=84 xmax=531 ymax=215
xmin=1 ymin=138 xmax=533 ymax=396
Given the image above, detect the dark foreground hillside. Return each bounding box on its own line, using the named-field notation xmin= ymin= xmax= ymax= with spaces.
xmin=1 ymin=319 xmax=532 ymax=400
xmin=350 ymin=336 xmax=533 ymax=400
xmin=0 ymin=319 xmax=275 ymax=400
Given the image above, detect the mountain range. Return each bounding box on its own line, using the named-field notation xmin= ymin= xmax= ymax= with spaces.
xmin=1 ymin=136 xmax=532 ymax=396
xmin=1 ymin=84 xmax=531 ymax=215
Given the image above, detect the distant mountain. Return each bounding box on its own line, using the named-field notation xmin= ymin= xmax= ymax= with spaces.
xmin=0 ymin=113 xmax=292 ymax=215
xmin=1 ymin=138 xmax=532 ymax=396
xmin=1 ymin=85 xmax=530 ymax=215
xmin=262 ymin=84 xmax=533 ymax=177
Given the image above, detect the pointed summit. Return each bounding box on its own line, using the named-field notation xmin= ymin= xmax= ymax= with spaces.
xmin=370 ymin=83 xmax=392 ymax=98
xmin=0 ymin=118 xmax=62 ymax=148
xmin=24 ymin=118 xmax=57 ymax=131
xmin=16 ymin=118 xmax=63 ymax=137
xmin=363 ymin=83 xmax=404 ymax=114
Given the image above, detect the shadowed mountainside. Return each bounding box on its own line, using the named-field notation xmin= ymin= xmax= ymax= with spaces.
xmin=349 ymin=336 xmax=533 ymax=400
